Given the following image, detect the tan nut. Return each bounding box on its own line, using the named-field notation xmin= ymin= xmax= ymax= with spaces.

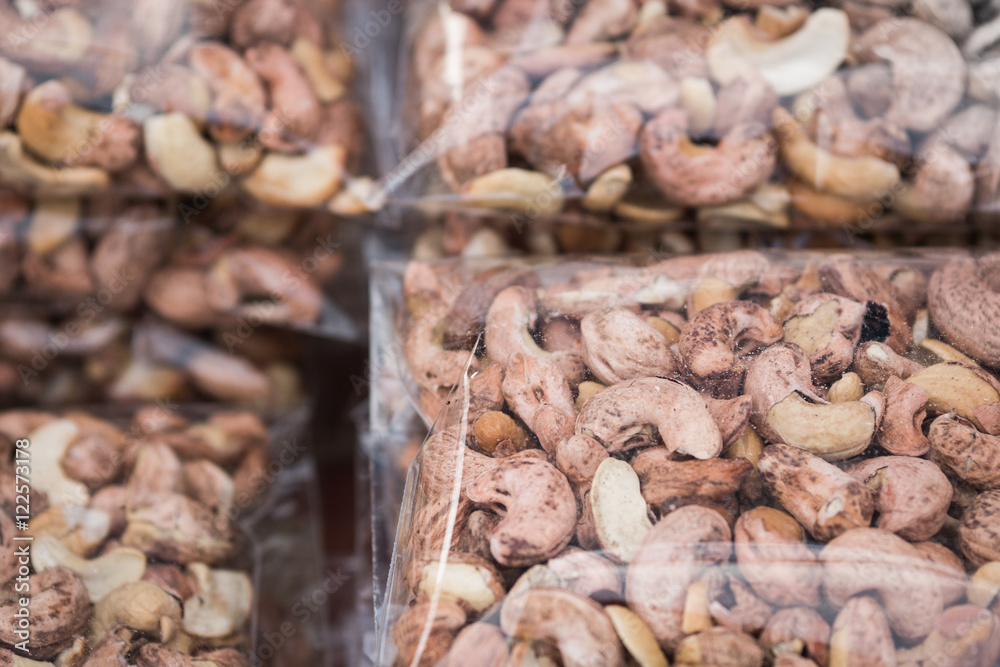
xmin=242 ymin=146 xmax=346 ymax=208
xmin=906 ymin=363 xmax=1000 ymax=431
xmin=846 ymin=456 xmax=952 ymax=541
xmin=30 ymin=419 xmax=90 ymax=507
xmin=828 ymin=372 xmax=864 ymax=403
xmin=605 ymin=605 xmax=668 ymax=667
xmin=90 ymin=580 xmax=181 ymax=644
xmin=772 ymin=107 xmax=900 ymax=200
xmin=27 ymin=503 xmax=110 ymax=557
xmin=968 ymin=562 xmax=1000 ymax=611
xmin=17 ymin=81 xmax=139 ymax=171
xmin=758 ymin=444 xmax=874 ymax=541
xmin=473 ymin=411 xmax=529 ymax=454
xmin=707 ymin=9 xmax=849 ymax=96
xmin=461 ymin=168 xmax=564 ymax=215
xmin=764 ymin=391 xmax=877 ymax=461
xmin=143 ymin=113 xmax=219 ymax=194
xmin=182 ymin=563 xmax=252 ymax=639
xmin=591 ymin=458 xmax=652 ymax=564
xmin=745 ymin=342 xmax=828 ymax=443
xmin=0 ymin=132 xmax=109 ymax=194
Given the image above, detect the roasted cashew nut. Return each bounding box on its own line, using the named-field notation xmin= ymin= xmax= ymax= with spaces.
xmin=679 ymin=300 xmax=783 ymax=397
xmin=928 ymin=255 xmax=1000 ymax=367
xmin=465 ymin=458 xmax=577 ymax=567
xmin=576 ymin=377 xmax=723 ymax=458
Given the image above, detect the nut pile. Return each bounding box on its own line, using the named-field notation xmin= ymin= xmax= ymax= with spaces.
xmin=0 ymin=193 xmax=343 ymax=329
xmin=406 ymin=0 xmax=1000 ymax=229
xmin=0 ymin=313 xmax=304 ymax=411
xmin=0 ymin=0 xmax=367 ymax=211
xmin=0 ymin=407 xmax=270 ymax=665
xmin=393 ymin=250 xmax=1000 ymax=665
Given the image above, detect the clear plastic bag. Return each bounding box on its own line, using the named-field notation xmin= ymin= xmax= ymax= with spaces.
xmin=0 ymin=192 xmax=366 ymax=340
xmin=0 ymin=0 xmax=371 ymax=213
xmin=0 ymin=310 xmax=306 ymax=413
xmin=374 ymin=249 xmax=1000 ymax=666
xmin=0 ymin=403 xmax=331 ymax=666
xmin=374 ymin=0 xmax=1000 ymax=233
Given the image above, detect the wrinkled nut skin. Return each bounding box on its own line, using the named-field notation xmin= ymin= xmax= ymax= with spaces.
xmin=122 ymin=491 xmax=234 ymax=565
xmin=0 ymin=566 xmax=90 ymax=659
xmin=465 ymin=458 xmax=577 ymax=567
xmin=631 ymin=448 xmax=752 ymax=506
xmin=821 ymin=528 xmax=945 ymax=642
xmin=760 ymin=607 xmax=830 ymax=666
xmin=641 ymin=108 xmax=777 ymax=207
xmin=758 ymin=444 xmax=874 ymax=542
xmin=961 ymin=490 xmax=1000 ymax=567
xmin=706 ymin=394 xmax=753 ymax=449
xmin=828 ymin=595 xmax=896 ymax=667
xmin=734 ymin=507 xmax=822 ymax=608
xmin=392 ymin=600 xmax=467 ymax=667
xmin=440 ymin=622 xmax=509 ymax=667
xmin=500 ymin=588 xmax=624 ymax=667
xmin=581 ymin=308 xmax=677 ymax=384
xmin=853 ymin=341 xmax=923 ymax=388
xmin=442 ymin=267 xmax=538 ymax=350
xmin=679 ymin=301 xmax=783 ymax=397
xmin=626 ymin=505 xmax=733 ymax=649
xmin=846 ymin=456 xmax=953 ymax=541
xmin=576 ymin=377 xmax=723 ymax=458
xmin=502 ymin=352 xmax=577 ymax=453
xmin=929 ymin=416 xmax=1000 ymax=489
xmin=913 ymin=541 xmax=967 ymax=607
xmin=878 ymin=375 xmax=930 ymax=456
xmin=928 ymin=255 xmax=1000 ymax=367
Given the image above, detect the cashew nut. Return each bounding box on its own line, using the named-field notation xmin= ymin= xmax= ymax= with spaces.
xmin=31 ymin=536 xmax=145 ymax=602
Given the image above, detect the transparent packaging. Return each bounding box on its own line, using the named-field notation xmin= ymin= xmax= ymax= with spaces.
xmin=374 ymin=0 xmax=1000 ymax=233
xmin=0 ymin=0 xmax=370 ymax=214
xmin=373 ymin=250 xmax=1000 ymax=666
xmin=0 ymin=193 xmax=366 ymax=341
xmin=0 ymin=403 xmax=330 ymax=666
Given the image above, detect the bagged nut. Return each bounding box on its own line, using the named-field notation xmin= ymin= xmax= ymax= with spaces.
xmin=0 ymin=405 xmax=327 ymax=665
xmin=377 ymin=0 xmax=1000 ymax=233
xmin=0 ymin=310 xmax=304 ymax=413
xmin=0 ymin=191 xmax=360 ymax=335
xmin=375 ymin=249 xmax=1000 ymax=665
xmin=0 ymin=0 xmax=371 ymax=213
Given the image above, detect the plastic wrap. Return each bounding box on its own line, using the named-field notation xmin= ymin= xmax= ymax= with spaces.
xmin=0 ymin=403 xmax=331 ymax=666
xmin=374 ymin=249 xmax=1000 ymax=666
xmin=374 ymin=0 xmax=1000 ymax=233
xmin=0 ymin=0 xmax=370 ymax=213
